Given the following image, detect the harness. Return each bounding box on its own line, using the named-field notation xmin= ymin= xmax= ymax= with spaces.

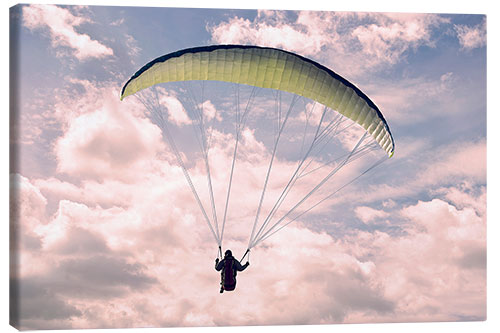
xmin=220 ymin=258 xmax=236 ymax=291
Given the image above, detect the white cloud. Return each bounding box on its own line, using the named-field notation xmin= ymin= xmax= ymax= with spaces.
xmin=110 ymin=17 xmax=125 ymax=26
xmin=54 ymin=87 xmax=164 ymax=181
xmin=434 ymin=184 xmax=486 ymax=217
xmin=124 ymin=33 xmax=142 ymax=60
xmin=159 ymin=94 xmax=192 ymax=126
xmin=416 ymin=139 xmax=486 ymax=185
xmin=13 ymin=166 xmax=486 ymax=328
xmin=351 ymin=13 xmax=448 ymax=63
xmin=10 ymin=174 xmax=48 ymax=268
xmin=327 ymin=137 xmax=486 ymax=208
xmin=454 ymin=18 xmax=486 ymax=50
xmin=11 ymin=5 xmax=488 ymax=330
xmin=346 ymin=195 xmax=485 ymax=323
xmin=366 ymin=73 xmax=456 ymax=125
xmin=208 ymin=11 xmax=448 ymax=77
xmin=199 ymin=100 xmax=222 ymax=122
xmin=22 ymin=4 xmax=113 ymax=60
xmin=11 ymin=79 xmax=486 ymax=326
xmin=209 ymin=14 xmax=327 ymax=57
xmin=336 ymin=122 xmax=369 ymax=151
xmin=355 ymin=206 xmax=389 ymax=223
xmin=33 ymin=177 xmax=139 ymax=209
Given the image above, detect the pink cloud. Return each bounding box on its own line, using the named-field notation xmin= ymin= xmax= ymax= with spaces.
xmin=331 ymin=137 xmax=486 ymax=208
xmin=11 ymin=73 xmax=486 ymax=330
xmin=33 ymin=176 xmax=150 ymax=209
xmin=11 ymin=174 xmax=48 ymax=228
xmin=22 ymin=4 xmax=113 ymax=60
xmin=355 ymin=206 xmax=389 ymax=223
xmin=346 ymin=199 xmax=485 ymax=323
xmin=435 ymin=183 xmax=486 ymax=217
xmin=208 ymin=11 xmax=448 ymax=77
xmin=158 ymin=93 xmax=192 ymax=126
xmin=54 ymin=88 xmax=164 ymax=182
xmin=416 ymin=139 xmax=486 ymax=185
xmin=351 ymin=14 xmax=447 ymax=65
xmin=454 ymin=18 xmax=486 ymax=50
xmin=199 ymin=100 xmax=222 ymax=122
xmin=20 ymin=161 xmax=481 ymax=328
xmin=12 ymin=166 xmax=486 ymax=329
xmin=366 ymin=73 xmax=457 ymax=125
xmin=10 ymin=175 xmax=48 ymax=278
xmin=209 ymin=14 xmax=327 ymax=57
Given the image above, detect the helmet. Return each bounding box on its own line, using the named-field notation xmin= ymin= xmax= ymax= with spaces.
xmin=224 ymin=249 xmax=232 ymax=257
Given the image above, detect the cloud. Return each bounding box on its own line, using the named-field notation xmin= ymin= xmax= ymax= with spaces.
xmin=49 ymin=226 xmax=110 ymax=255
xmin=11 ymin=252 xmax=158 ymax=330
xmin=11 ymin=176 xmax=161 ymax=329
xmin=200 ymin=100 xmax=222 ymax=122
xmin=12 ymin=167 xmax=486 ymax=329
xmin=11 ymin=48 xmax=486 ymax=330
xmin=10 ymin=174 xmax=46 ymax=255
xmin=366 ymin=72 xmax=457 ymax=125
xmin=209 ymin=14 xmax=328 ymax=57
xmin=208 ymin=11 xmax=448 ymax=77
xmin=11 ymin=4 xmax=487 ymax=330
xmin=124 ymin=33 xmax=142 ymax=60
xmin=159 ymin=94 xmax=192 ymax=126
xmin=348 ymin=195 xmax=485 ymax=323
xmin=433 ymin=183 xmax=486 ymax=217
xmin=323 ymin=136 xmax=486 ymax=214
xmin=110 ymin=17 xmax=125 ymax=26
xmin=416 ymin=139 xmax=486 ymax=185
xmin=50 ymin=255 xmax=158 ymax=298
xmin=10 ymin=81 xmax=486 ymax=328
xmin=11 ymin=276 xmax=81 ymax=328
xmin=22 ymin=4 xmax=113 ymax=60
xmin=11 ymin=88 xmax=401 ymax=327
xmin=355 ymin=206 xmax=389 ymax=223
xmin=351 ymin=13 xmax=445 ymax=65
xmin=11 ymin=174 xmax=47 ymax=228
xmin=454 ymin=18 xmax=486 ymax=50
xmin=11 ymin=99 xmax=487 ymax=327
xmin=33 ymin=177 xmax=139 ymax=209
xmin=54 ymin=87 xmax=164 ymax=182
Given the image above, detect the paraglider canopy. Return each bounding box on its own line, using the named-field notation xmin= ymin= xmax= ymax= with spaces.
xmin=120 ymin=44 xmax=394 ymax=255
xmin=121 ymin=45 xmax=394 ymax=156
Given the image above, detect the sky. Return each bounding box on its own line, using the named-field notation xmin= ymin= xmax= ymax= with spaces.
xmin=6 ymin=0 xmax=495 ymax=332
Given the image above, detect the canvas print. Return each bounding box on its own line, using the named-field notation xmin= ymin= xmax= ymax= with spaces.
xmin=9 ymin=3 xmax=486 ymax=330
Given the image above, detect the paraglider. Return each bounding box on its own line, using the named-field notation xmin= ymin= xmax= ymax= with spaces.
xmin=120 ymin=45 xmax=394 ymax=292
xmin=215 ymin=249 xmax=249 ymax=293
